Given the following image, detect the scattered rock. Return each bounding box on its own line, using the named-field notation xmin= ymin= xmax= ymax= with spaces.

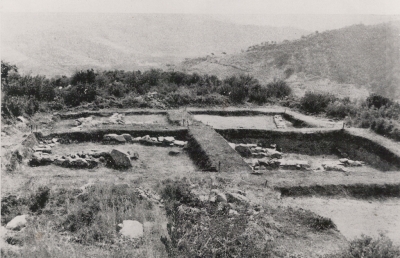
xmin=70 ymin=158 xmax=89 ymax=168
xmin=235 ymin=145 xmax=252 ymax=158
xmin=118 ymin=220 xmax=143 ymax=239
xmin=33 ymin=146 xmax=52 ymax=154
xmin=109 ymin=149 xmax=132 ymax=169
xmin=121 ymin=134 xmax=133 ymax=142
xmin=280 ymin=160 xmax=310 ymax=170
xmin=17 ymin=116 xmax=29 ymax=124
xmin=322 ymin=163 xmax=348 ymax=172
xmin=128 ymin=151 xmax=139 ymax=160
xmin=169 ymin=150 xmax=181 ymax=156
xmin=226 ymin=192 xmax=249 ymax=205
xmin=173 ymin=140 xmax=186 ymax=147
xmin=22 ymin=133 xmax=38 ymax=148
xmin=210 ymin=189 xmax=227 ymax=203
xmin=229 ymin=209 xmax=239 ymax=216
xmin=103 ymin=134 xmax=126 ymax=143
xmin=132 ymin=137 xmax=141 ymax=143
xmin=6 ymin=215 xmax=27 ymax=231
xmin=163 ymin=136 xmax=175 ymax=143
xmin=91 ymin=151 xmax=110 ymax=159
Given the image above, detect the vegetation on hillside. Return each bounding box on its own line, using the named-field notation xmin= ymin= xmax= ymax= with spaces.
xmin=293 ymin=91 xmax=400 ymax=141
xmin=2 ymin=60 xmax=399 ymax=141
xmin=1 ymin=61 xmax=292 ymax=117
xmin=245 ymin=23 xmax=400 ymax=98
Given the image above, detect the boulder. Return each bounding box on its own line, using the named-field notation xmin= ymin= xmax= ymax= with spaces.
xmin=33 ymin=146 xmax=52 ymax=154
xmin=52 ymin=138 xmax=58 ymax=143
xmin=17 ymin=116 xmax=29 ymax=124
xmin=140 ymin=135 xmax=151 ymax=141
xmin=22 ymin=133 xmax=38 ymax=148
xmin=118 ymin=220 xmax=143 ymax=239
xmin=251 ymin=159 xmax=259 ymax=167
xmin=103 ymin=134 xmax=126 ymax=143
xmin=69 ymin=158 xmax=89 ymax=168
xmin=158 ymin=137 xmax=164 ymax=142
xmin=163 ymin=137 xmax=175 ymax=143
xmin=6 ymin=215 xmax=27 ymax=230
xmin=90 ymin=151 xmax=110 ymax=159
xmin=265 ymin=149 xmax=282 ymax=159
xmin=29 ymin=155 xmax=53 ymax=166
xmin=235 ymin=145 xmax=252 ymax=158
xmin=169 ymin=150 xmax=181 ymax=156
xmin=85 ymin=159 xmax=98 ymax=168
xmin=173 ymin=140 xmax=186 ymax=147
xmin=121 ymin=134 xmax=133 ymax=142
xmin=109 ymin=149 xmax=132 ymax=169
xmin=226 ymin=192 xmax=249 ymax=204
xmin=210 ymin=189 xmax=227 ymax=203
xmin=53 ymin=158 xmax=66 ymax=166
xmin=322 ymin=163 xmax=347 ymax=172
xmin=132 ymin=137 xmax=141 ymax=143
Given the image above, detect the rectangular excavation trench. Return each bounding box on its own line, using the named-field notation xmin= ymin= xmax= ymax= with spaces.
xmin=190 ymin=110 xmax=310 ymax=129
xmin=217 ymin=129 xmax=400 ymax=171
xmin=35 ymin=125 xmax=251 ymax=173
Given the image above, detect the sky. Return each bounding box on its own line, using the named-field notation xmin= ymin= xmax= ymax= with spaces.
xmin=2 ymin=0 xmax=400 ymax=15
xmin=1 ymin=0 xmax=400 ymax=32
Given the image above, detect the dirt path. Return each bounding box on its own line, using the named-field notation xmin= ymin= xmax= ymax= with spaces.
xmin=282 ymin=197 xmax=400 ymax=245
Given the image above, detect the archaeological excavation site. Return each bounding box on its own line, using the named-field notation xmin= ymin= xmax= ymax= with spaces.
xmin=2 ymin=107 xmax=400 ymax=257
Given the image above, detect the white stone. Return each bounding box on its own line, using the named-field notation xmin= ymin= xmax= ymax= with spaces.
xmin=6 ymin=215 xmax=27 ymax=230
xmin=118 ymin=220 xmax=143 ymax=239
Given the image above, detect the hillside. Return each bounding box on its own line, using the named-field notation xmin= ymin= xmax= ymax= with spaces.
xmin=1 ymin=13 xmax=308 ymax=77
xmin=177 ymin=22 xmax=400 ymax=99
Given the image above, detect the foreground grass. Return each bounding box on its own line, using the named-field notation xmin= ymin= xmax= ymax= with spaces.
xmin=1 ymin=183 xmax=168 ymax=257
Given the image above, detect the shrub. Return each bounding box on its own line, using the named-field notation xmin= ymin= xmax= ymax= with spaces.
xmin=108 ymin=82 xmax=128 ymax=98
xmin=248 ymin=84 xmax=268 ymax=104
xmin=63 ymin=84 xmax=97 ymax=107
xmin=71 ymin=69 xmax=96 ymax=85
xmin=366 ymin=94 xmax=392 ymax=109
xmin=2 ymin=96 xmax=39 ymax=117
xmin=229 ymin=84 xmax=248 ymax=103
xmin=326 ymin=100 xmax=357 ymax=119
xmin=266 ymin=80 xmax=292 ymax=99
xmin=333 ymin=234 xmax=400 ymax=258
xmin=300 ymin=91 xmax=336 ymax=114
xmin=164 ymin=90 xmax=194 ymax=107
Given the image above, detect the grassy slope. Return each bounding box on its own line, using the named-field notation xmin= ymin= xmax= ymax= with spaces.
xmin=178 ymin=22 xmax=400 ymax=99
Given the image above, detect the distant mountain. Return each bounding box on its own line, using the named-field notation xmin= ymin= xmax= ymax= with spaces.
xmin=177 ymin=22 xmax=400 ymax=99
xmin=1 ymin=13 xmax=309 ymax=77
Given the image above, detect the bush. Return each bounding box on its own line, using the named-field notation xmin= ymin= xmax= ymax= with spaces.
xmin=71 ymin=69 xmax=96 ymax=85
xmin=63 ymin=84 xmax=97 ymax=107
xmin=164 ymin=90 xmax=194 ymax=107
xmin=366 ymin=94 xmax=392 ymax=109
xmin=2 ymin=96 xmax=39 ymax=117
xmin=333 ymin=234 xmax=400 ymax=258
xmin=300 ymin=91 xmax=336 ymax=114
xmin=326 ymin=100 xmax=357 ymax=119
xmin=248 ymin=84 xmax=268 ymax=104
xmin=266 ymin=80 xmax=292 ymax=99
xmin=108 ymin=82 xmax=128 ymax=98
